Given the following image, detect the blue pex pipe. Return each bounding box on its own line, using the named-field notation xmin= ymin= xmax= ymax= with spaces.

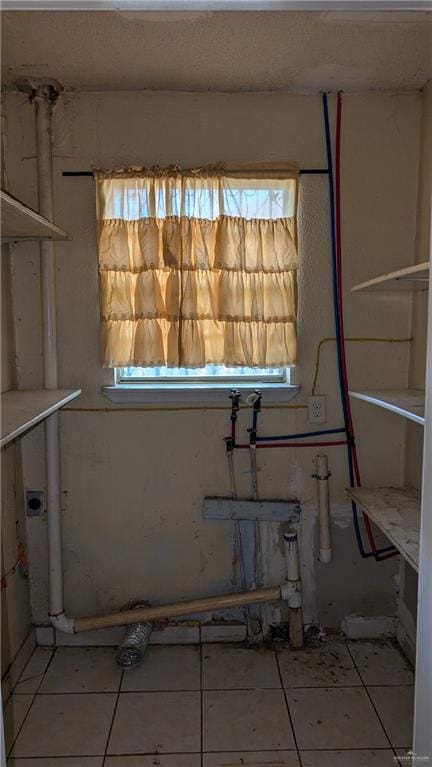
xmin=256 ymin=427 xmax=346 ymax=442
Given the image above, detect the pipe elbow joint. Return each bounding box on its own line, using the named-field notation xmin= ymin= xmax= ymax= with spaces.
xmin=281 ymin=580 xmax=302 ymax=609
xmin=50 ymin=612 xmax=75 ymax=634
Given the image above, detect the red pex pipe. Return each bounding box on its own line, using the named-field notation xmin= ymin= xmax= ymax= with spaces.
xmin=334 ymin=93 xmax=397 ymax=562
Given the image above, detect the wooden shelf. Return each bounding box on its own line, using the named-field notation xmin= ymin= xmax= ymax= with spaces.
xmin=1 ymin=389 xmax=81 ymax=447
xmin=349 ymin=388 xmax=425 ymax=426
xmin=1 ymin=190 xmax=69 ymax=242
xmin=346 ymin=486 xmax=420 ymax=571
xmin=352 ymin=262 xmax=430 ymax=293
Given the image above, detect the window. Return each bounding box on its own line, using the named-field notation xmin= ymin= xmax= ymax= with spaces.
xmin=95 ymin=163 xmax=299 ymax=390
xmin=116 ymin=363 xmax=289 ymax=385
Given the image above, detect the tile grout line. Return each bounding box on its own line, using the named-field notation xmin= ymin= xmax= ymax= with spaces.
xmin=4 ymin=747 xmax=403 ymax=758
xmin=275 ymin=649 xmax=304 ymax=767
xmin=7 ymin=644 xmax=58 ymax=758
xmin=102 ymin=666 xmax=124 ymax=766
xmin=344 ymin=639 xmax=400 ymax=755
xmin=11 ymin=682 xmax=416 ymax=695
xmin=9 ymin=644 xmax=52 ymax=692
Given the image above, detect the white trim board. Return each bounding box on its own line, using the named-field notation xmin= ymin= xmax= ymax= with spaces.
xmin=103 ymin=383 xmax=300 ymax=405
xmin=1 ymin=190 xmax=69 ymax=242
xmin=349 ymin=388 xmax=425 ymax=425
xmin=351 ymin=262 xmax=430 ymax=292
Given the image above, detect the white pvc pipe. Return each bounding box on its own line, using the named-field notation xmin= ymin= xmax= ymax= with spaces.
xmin=34 ymin=89 xmax=58 ymax=387
xmin=282 ymin=529 xmax=303 ymax=648
xmin=33 ymin=84 xmax=66 ymax=625
xmin=315 ymin=454 xmax=332 ymax=564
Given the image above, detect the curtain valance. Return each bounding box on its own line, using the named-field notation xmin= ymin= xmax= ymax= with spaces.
xmin=95 ymin=163 xmax=299 ymax=368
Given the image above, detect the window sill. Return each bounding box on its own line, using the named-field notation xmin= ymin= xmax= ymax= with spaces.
xmin=102 ymin=383 xmax=300 ymax=405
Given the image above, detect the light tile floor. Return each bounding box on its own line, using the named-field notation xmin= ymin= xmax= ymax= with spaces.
xmin=4 ymin=638 xmax=414 ymax=766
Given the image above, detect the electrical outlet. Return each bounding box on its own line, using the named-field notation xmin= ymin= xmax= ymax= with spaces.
xmin=308 ymin=396 xmax=327 ymax=424
xmin=26 ymin=491 xmax=45 ymax=517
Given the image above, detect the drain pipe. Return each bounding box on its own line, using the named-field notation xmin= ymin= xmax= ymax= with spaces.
xmin=74 ymin=586 xmax=283 ymax=632
xmin=19 ymin=78 xmax=73 ymax=634
xmin=282 ymin=530 xmax=303 ymax=649
xmin=314 ymin=455 xmax=332 ymax=564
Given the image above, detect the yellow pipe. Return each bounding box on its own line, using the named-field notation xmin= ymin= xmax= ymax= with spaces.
xmin=63 ymin=404 xmax=307 ymax=413
xmin=311 ymin=336 xmax=412 ymax=396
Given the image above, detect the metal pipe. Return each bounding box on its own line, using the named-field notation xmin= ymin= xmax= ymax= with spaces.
xmin=247 ymin=391 xmax=262 ymax=636
xmin=225 ymin=390 xmax=255 ymax=638
xmin=116 ymin=618 xmax=153 ymax=669
xmin=16 ymin=79 xmax=73 ymax=630
xmin=226 ymin=448 xmax=237 ymax=500
xmin=314 ymin=454 xmax=332 ymax=564
xmin=32 ymin=83 xmax=66 ymax=622
xmin=226 ymin=389 xmax=241 ymax=499
xmin=250 ymin=447 xmax=258 ymax=500
xmin=61 ymin=169 xmax=330 ymax=177
xmin=74 ymin=586 xmax=282 ymax=633
xmin=247 ymin=391 xmax=261 ymax=500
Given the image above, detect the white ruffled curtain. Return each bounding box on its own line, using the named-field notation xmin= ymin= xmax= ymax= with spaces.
xmin=95 ymin=163 xmax=299 ymax=368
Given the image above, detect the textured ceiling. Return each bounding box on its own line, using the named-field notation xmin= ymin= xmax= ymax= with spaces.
xmin=2 ymin=10 xmax=432 ymax=92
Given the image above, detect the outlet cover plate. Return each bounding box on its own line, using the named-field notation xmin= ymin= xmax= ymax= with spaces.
xmin=308 ymin=395 xmax=327 ymax=424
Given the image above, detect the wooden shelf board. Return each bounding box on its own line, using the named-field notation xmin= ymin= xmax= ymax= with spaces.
xmin=1 ymin=190 xmax=70 ymax=242
xmin=346 ymin=486 xmax=420 ymax=571
xmin=1 ymin=389 xmax=81 ymax=447
xmin=349 ymin=388 xmax=425 ymax=425
xmin=351 ymin=262 xmax=430 ymax=293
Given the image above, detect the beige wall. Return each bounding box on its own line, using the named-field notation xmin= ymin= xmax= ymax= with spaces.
xmin=1 ymin=245 xmax=31 ymax=675
xmin=3 ymin=89 xmax=421 ymax=632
